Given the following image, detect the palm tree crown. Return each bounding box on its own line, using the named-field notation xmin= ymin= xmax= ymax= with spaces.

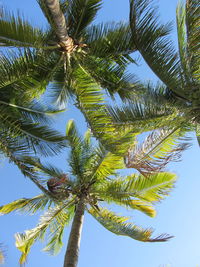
xmin=128 ymin=0 xmax=200 ymax=140
xmin=0 ymin=0 xmax=138 ymax=107
xmin=0 ymin=120 xmax=177 ymax=266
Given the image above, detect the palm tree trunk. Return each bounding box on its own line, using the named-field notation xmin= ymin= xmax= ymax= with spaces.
xmin=44 ymin=0 xmax=73 ymax=47
xmin=63 ymin=197 xmax=85 ymax=267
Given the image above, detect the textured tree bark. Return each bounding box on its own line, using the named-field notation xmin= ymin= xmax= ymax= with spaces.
xmin=63 ymin=197 xmax=85 ymax=267
xmin=44 ymin=0 xmax=73 ymax=47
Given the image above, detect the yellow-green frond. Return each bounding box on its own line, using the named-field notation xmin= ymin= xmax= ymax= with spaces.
xmin=15 ymin=203 xmax=74 ymax=264
xmin=0 ymin=194 xmax=49 ymax=215
xmin=131 ymin=172 xmax=177 ymax=202
xmin=89 ymin=207 xmax=171 ymax=242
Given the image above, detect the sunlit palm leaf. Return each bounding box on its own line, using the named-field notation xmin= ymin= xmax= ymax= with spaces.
xmin=15 ymin=202 xmax=74 ymax=264
xmin=108 ymin=101 xmax=182 ymax=133
xmin=128 ymin=172 xmax=177 ymax=202
xmin=89 ymin=145 xmax=124 ymax=182
xmin=0 ymin=194 xmax=49 ymax=215
xmin=89 ymin=207 xmax=171 ymax=242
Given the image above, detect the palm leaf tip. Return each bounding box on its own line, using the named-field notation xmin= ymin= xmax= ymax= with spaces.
xmin=148 ymin=233 xmax=173 ymax=242
xmin=15 ymin=233 xmax=30 ymax=265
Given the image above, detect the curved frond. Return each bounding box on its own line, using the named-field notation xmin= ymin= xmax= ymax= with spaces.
xmin=73 ymin=65 xmax=139 ymax=153
xmin=89 ymin=207 xmax=171 ymax=242
xmin=15 ymin=202 xmax=74 ymax=264
xmin=125 ymin=127 xmax=190 ymax=174
xmin=80 ymin=56 xmax=142 ymax=100
xmin=0 ymin=194 xmax=49 ymax=215
xmin=95 ymin=178 xmax=156 ymax=217
xmin=129 ymin=0 xmax=182 ymax=93
xmin=128 ymin=172 xmax=177 ymax=203
xmin=97 ymin=172 xmax=177 ymax=203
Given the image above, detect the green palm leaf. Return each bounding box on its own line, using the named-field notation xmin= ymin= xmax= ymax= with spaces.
xmin=128 ymin=172 xmax=177 ymax=203
xmin=86 ymin=22 xmax=136 ymax=62
xmin=89 ymin=207 xmax=171 ymax=242
xmin=97 ymin=172 xmax=176 ymax=203
xmin=67 ymin=0 xmax=102 ymax=38
xmin=0 ymin=10 xmax=47 ymax=48
xmin=0 ymin=194 xmax=49 ymax=215
xmin=185 ymin=0 xmax=199 ymax=81
xmin=129 ymin=0 xmax=182 ymax=93
xmin=15 ymin=202 xmax=74 ymax=264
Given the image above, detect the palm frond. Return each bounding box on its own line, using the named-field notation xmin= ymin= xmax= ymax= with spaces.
xmin=89 ymin=145 xmax=124 ymax=182
xmin=127 ymin=172 xmax=177 ymax=203
xmin=67 ymin=0 xmax=102 ymax=38
xmin=73 ymin=65 xmax=139 ymax=154
xmin=80 ymin=55 xmax=143 ymax=100
xmin=86 ymin=22 xmax=136 ymax=62
xmin=125 ymin=127 xmax=190 ymax=174
xmin=108 ymin=101 xmax=182 ymax=133
xmin=15 ymin=202 xmax=74 ymax=264
xmin=185 ymin=0 xmax=200 ymax=81
xmin=129 ymin=0 xmax=182 ymax=93
xmin=0 ymin=49 xmax=62 ymax=102
xmin=4 ymin=121 xmax=65 ymax=156
xmin=0 ymin=194 xmax=49 ymax=215
xmin=66 ymin=120 xmax=87 ymax=181
xmin=89 ymin=207 xmax=171 ymax=242
xmin=97 ymin=172 xmax=176 ymax=203
xmin=0 ymin=10 xmax=46 ymax=48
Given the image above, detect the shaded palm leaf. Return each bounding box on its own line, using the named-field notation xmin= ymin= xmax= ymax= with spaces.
xmin=85 ymin=22 xmax=136 ymax=62
xmin=67 ymin=0 xmax=102 ymax=38
xmin=185 ymin=0 xmax=199 ymax=81
xmin=129 ymin=0 xmax=182 ymax=93
xmin=0 ymin=10 xmax=47 ymax=48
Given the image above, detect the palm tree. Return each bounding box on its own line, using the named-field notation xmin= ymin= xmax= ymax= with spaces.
xmin=1 ymin=0 xmax=190 ymax=155
xmin=128 ymin=0 xmax=200 ymax=141
xmin=0 ymin=0 xmax=140 ymax=106
xmin=0 ymin=120 xmax=180 ymax=267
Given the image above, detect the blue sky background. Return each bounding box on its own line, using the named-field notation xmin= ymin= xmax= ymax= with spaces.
xmin=1 ymin=0 xmax=200 ymax=267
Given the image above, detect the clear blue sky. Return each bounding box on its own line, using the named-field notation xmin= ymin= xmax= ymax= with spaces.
xmin=1 ymin=1 xmax=200 ymax=267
